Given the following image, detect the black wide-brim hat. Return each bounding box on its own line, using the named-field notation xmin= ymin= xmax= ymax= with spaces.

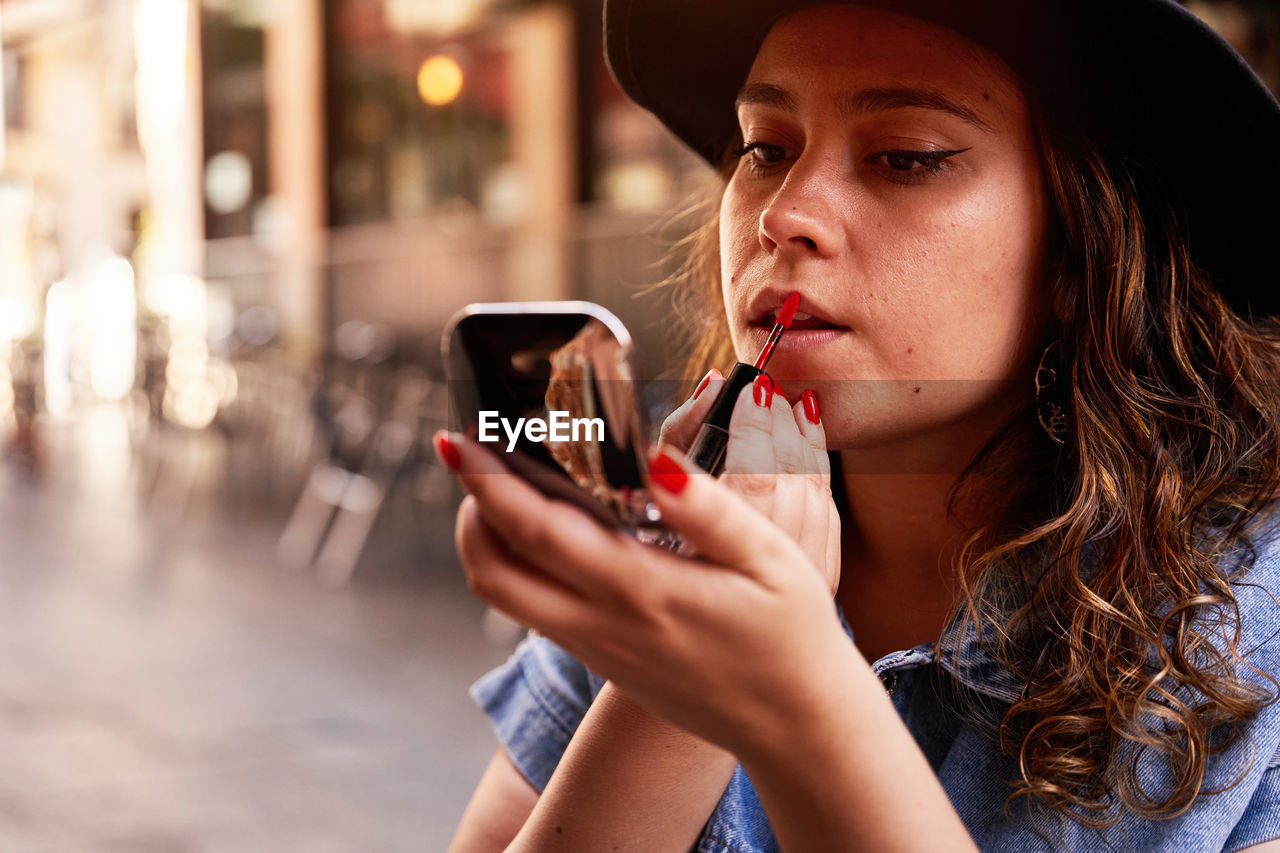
xmin=604 ymin=0 xmax=1280 ymax=317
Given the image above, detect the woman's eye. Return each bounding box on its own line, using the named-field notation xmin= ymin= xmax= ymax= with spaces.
xmin=866 ymin=148 xmax=969 ymax=183
xmin=732 ymin=141 xmax=788 ymax=174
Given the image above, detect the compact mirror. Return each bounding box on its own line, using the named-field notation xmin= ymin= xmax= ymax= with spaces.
xmin=442 ymin=302 xmax=657 ymax=530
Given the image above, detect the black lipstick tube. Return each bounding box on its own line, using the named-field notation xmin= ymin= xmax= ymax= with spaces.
xmin=687 ymin=362 xmax=764 ymax=476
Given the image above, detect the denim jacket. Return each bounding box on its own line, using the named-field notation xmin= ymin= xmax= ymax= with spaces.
xmin=471 ymin=521 xmax=1280 ymax=852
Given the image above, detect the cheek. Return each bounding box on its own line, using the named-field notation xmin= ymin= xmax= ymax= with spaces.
xmin=718 ymin=187 xmax=757 ymax=283
xmin=875 ymin=177 xmax=1049 ymax=361
xmin=718 ymin=185 xmax=758 ymax=358
xmin=907 ymin=181 xmax=1040 ymax=279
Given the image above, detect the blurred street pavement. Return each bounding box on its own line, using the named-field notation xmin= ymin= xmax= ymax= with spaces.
xmin=0 ymin=405 xmax=513 ymax=852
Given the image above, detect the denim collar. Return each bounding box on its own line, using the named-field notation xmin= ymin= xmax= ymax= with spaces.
xmin=932 ymin=608 xmax=1026 ymax=703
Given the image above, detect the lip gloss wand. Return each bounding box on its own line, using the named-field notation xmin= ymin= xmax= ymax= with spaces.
xmin=687 ymin=291 xmax=800 ymax=476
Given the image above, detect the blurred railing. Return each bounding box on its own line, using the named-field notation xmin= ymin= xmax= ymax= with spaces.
xmin=327 ymin=217 xmax=510 ymax=343
xmin=205 ymin=205 xmax=688 ymax=343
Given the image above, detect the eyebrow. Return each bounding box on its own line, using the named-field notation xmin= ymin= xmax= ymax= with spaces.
xmin=735 ymin=82 xmax=992 ymax=132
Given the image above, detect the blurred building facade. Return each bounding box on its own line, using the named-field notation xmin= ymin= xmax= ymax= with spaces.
xmin=0 ymin=0 xmax=710 ymax=413
xmin=0 ymin=0 xmax=1274 ymax=431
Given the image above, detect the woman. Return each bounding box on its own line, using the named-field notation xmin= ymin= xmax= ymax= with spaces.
xmin=438 ymin=1 xmax=1280 ymax=850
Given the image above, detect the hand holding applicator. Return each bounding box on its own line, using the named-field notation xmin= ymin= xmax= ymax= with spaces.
xmin=687 ymin=292 xmax=800 ymax=475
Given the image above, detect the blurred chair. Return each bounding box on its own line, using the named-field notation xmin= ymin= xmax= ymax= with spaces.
xmin=277 ymin=322 xmax=452 ymax=585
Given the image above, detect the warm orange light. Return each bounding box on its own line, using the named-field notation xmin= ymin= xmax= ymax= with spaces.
xmin=417 ymin=55 xmax=464 ymax=106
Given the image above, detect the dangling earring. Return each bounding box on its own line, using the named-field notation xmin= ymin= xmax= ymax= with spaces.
xmin=1034 ymin=341 xmax=1069 ymax=446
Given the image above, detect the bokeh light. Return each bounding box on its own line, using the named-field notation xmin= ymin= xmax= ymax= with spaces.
xmin=416 ymin=54 xmax=464 ymax=106
xmin=87 ymin=256 xmax=138 ymax=402
xmin=204 ymin=151 xmax=253 ymax=214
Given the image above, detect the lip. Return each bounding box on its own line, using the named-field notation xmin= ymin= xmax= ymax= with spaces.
xmin=746 ymin=323 xmax=847 ymax=354
xmin=745 ymin=288 xmax=845 ymax=329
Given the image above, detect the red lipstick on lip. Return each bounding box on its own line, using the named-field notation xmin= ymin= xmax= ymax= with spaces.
xmin=753 ymin=291 xmax=800 ymax=370
xmin=685 ymin=291 xmax=800 ymax=476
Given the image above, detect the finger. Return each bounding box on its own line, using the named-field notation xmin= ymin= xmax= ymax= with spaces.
xmin=777 ymin=388 xmax=831 ymax=540
xmin=456 ymin=495 xmax=586 ymax=632
xmin=786 ymin=390 xmax=836 ymax=580
xmin=658 ymin=368 xmax=724 ymax=452
xmin=721 ymin=375 xmax=782 ymax=513
xmin=793 ymin=389 xmax=831 ymax=480
xmin=775 ymin=388 xmax=831 ymax=538
xmin=437 ymin=431 xmax=639 ymax=597
xmin=787 ymin=472 xmax=833 ymax=588
xmin=764 ymin=391 xmax=814 ymax=543
xmin=646 ymin=445 xmax=809 ymax=583
xmin=438 ymin=428 xmax=565 ymax=543
xmin=767 ymin=383 xmax=810 ymax=476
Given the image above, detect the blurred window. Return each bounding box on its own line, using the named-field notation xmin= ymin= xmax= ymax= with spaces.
xmin=200 ymin=1 xmax=268 ymax=239
xmin=587 ymin=53 xmax=709 ymax=213
xmin=327 ymin=0 xmax=520 ymax=226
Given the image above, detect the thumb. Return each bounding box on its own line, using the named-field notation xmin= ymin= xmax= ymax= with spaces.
xmin=645 ymin=446 xmax=797 ymax=577
xmin=658 ymin=369 xmax=725 ymax=452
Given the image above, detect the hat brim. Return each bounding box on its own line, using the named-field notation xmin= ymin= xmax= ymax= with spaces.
xmin=604 ymin=0 xmax=1280 ymax=315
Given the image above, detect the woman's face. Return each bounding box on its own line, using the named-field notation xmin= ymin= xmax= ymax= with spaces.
xmin=720 ymin=4 xmax=1052 ymax=466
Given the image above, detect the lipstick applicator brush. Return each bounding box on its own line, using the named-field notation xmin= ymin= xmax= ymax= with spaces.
xmin=687 ymin=291 xmax=800 ymax=476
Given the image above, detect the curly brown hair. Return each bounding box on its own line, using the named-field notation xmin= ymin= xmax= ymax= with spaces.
xmin=666 ymin=113 xmax=1280 ymax=826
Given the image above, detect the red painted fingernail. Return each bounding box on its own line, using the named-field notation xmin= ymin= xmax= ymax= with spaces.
xmin=753 ymin=374 xmax=773 ymax=408
xmin=434 ymin=431 xmax=461 ymax=472
xmin=772 ymin=380 xmax=787 ymax=402
xmin=693 ymin=370 xmax=714 ymax=400
xmin=649 ymin=452 xmax=689 ymax=495
xmin=801 ymin=389 xmax=820 ymax=424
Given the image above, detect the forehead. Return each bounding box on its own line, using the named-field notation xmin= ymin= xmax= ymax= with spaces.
xmin=745 ymin=5 xmax=1025 ymax=113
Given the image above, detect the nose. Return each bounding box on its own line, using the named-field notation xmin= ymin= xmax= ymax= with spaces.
xmin=758 ymin=154 xmax=845 ymax=258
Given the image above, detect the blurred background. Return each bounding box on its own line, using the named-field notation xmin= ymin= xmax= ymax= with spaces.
xmin=0 ymin=0 xmax=1273 ymax=850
